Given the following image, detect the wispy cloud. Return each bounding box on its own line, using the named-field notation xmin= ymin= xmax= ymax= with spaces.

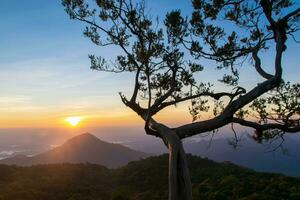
xmin=0 ymin=95 xmax=30 ymax=104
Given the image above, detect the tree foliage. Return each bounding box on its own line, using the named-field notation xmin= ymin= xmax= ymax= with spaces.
xmin=62 ymin=0 xmax=300 ymax=142
xmin=62 ymin=0 xmax=300 ymax=199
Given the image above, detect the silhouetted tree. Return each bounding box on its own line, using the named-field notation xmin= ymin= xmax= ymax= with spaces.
xmin=62 ymin=0 xmax=300 ymax=199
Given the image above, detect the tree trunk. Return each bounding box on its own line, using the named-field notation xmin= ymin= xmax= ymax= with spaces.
xmin=155 ymin=124 xmax=192 ymax=200
xmin=168 ymin=138 xmax=192 ymax=200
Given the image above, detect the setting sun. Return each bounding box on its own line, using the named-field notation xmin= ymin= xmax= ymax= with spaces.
xmin=65 ymin=116 xmax=81 ymax=127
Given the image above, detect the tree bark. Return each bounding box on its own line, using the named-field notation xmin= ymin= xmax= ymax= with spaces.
xmin=155 ymin=124 xmax=192 ymax=200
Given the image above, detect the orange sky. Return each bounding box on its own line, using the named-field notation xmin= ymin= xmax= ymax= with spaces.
xmin=0 ymin=102 xmax=200 ymax=129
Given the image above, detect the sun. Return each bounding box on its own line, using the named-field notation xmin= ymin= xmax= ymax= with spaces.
xmin=65 ymin=116 xmax=81 ymax=127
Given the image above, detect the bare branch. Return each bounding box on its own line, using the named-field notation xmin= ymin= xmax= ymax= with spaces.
xmin=151 ymin=90 xmax=245 ymax=115
xmin=252 ymin=47 xmax=273 ymax=79
xmin=232 ymin=117 xmax=300 ymax=133
xmin=281 ymin=8 xmax=300 ymax=22
xmin=130 ymin=68 xmax=141 ymax=103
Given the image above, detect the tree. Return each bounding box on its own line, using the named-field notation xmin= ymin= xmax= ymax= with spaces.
xmin=62 ymin=0 xmax=300 ymax=199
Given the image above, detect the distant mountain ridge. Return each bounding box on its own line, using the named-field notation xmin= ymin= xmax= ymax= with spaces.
xmin=0 ymin=133 xmax=147 ymax=168
xmin=183 ymin=137 xmax=300 ymax=176
xmin=123 ymin=135 xmax=300 ymax=176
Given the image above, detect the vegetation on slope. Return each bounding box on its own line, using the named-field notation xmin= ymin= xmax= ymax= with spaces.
xmin=0 ymin=154 xmax=299 ymax=200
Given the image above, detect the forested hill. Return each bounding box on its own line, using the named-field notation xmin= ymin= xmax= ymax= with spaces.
xmin=0 ymin=154 xmax=299 ymax=200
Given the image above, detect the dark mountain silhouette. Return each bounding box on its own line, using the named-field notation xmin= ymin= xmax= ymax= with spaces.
xmin=0 ymin=133 xmax=147 ymax=168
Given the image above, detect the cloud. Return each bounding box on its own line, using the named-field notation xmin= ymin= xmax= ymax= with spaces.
xmin=0 ymin=95 xmax=30 ymax=104
xmin=0 ymin=95 xmax=45 ymax=112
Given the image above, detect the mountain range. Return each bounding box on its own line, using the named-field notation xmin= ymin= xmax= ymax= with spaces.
xmin=1 ymin=132 xmax=300 ymax=199
xmin=124 ymin=135 xmax=300 ymax=176
xmin=0 ymin=133 xmax=147 ymax=168
xmin=1 ymin=132 xmax=299 ymax=176
xmin=184 ymin=136 xmax=300 ymax=176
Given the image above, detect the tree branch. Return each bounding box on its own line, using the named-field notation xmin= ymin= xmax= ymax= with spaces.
xmin=232 ymin=117 xmax=300 ymax=133
xmin=281 ymin=8 xmax=300 ymax=22
xmin=252 ymin=47 xmax=273 ymax=79
xmin=130 ymin=68 xmax=141 ymax=103
xmin=151 ymin=90 xmax=245 ymax=115
xmin=176 ymin=75 xmax=282 ymax=139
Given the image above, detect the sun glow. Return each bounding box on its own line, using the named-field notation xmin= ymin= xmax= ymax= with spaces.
xmin=65 ymin=116 xmax=81 ymax=127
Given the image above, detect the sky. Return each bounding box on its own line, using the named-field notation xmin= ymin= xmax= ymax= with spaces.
xmin=0 ymin=0 xmax=299 ymax=136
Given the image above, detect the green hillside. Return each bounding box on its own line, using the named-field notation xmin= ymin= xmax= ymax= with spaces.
xmin=0 ymin=154 xmax=299 ymax=200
